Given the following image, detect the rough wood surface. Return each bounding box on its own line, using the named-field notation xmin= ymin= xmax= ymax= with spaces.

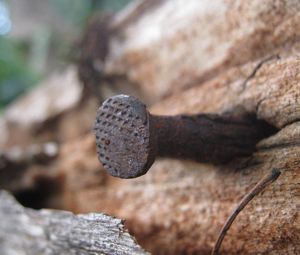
xmin=0 ymin=190 xmax=148 ymax=255
xmin=1 ymin=0 xmax=300 ymax=254
xmin=59 ymin=101 xmax=300 ymax=254
xmin=105 ymin=0 xmax=300 ymax=101
xmin=59 ymin=1 xmax=300 ymax=254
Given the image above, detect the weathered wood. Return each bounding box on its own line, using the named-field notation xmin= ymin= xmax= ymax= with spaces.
xmin=61 ymin=1 xmax=300 ymax=254
xmin=1 ymin=0 xmax=300 ymax=254
xmin=98 ymin=0 xmax=299 ymax=102
xmin=0 ymin=190 xmax=148 ymax=255
xmin=0 ymin=142 xmax=59 ymax=200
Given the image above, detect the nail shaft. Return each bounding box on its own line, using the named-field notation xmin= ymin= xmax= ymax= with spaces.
xmin=94 ymin=95 xmax=276 ymax=178
xmin=151 ymin=114 xmax=272 ymax=163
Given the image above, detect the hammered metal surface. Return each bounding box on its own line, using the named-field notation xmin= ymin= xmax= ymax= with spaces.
xmin=94 ymin=95 xmax=152 ymax=178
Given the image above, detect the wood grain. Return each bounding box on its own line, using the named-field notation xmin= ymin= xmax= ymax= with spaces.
xmin=0 ymin=190 xmax=148 ymax=255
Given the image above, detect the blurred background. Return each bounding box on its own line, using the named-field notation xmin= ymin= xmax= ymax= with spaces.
xmin=0 ymin=0 xmax=135 ymax=210
xmin=0 ymin=0 xmax=131 ymax=111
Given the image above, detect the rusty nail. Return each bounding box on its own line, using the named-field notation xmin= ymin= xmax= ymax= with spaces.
xmin=94 ymin=95 xmax=276 ymax=179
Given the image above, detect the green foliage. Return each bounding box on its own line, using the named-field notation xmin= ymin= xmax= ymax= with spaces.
xmin=50 ymin=0 xmax=132 ymax=27
xmin=94 ymin=0 xmax=133 ymax=12
xmin=51 ymin=0 xmax=92 ymax=27
xmin=0 ymin=37 xmax=39 ymax=108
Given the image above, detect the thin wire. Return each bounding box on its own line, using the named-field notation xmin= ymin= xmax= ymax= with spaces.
xmin=211 ymin=169 xmax=281 ymax=255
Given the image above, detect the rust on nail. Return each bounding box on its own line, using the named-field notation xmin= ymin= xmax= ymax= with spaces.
xmin=94 ymin=95 xmax=276 ymax=179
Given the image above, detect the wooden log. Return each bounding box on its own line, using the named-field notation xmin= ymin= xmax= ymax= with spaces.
xmin=1 ymin=0 xmax=299 ymax=254
xmin=101 ymin=0 xmax=300 ymax=101
xmin=0 ymin=190 xmax=148 ymax=255
xmin=64 ymin=0 xmax=300 ymax=254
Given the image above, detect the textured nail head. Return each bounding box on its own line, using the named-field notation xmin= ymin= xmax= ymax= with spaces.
xmin=95 ymin=95 xmax=277 ymax=179
xmin=94 ymin=95 xmax=155 ymax=178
